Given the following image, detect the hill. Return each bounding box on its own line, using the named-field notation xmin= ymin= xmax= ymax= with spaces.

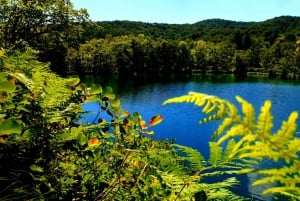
xmin=85 ymin=16 xmax=300 ymax=42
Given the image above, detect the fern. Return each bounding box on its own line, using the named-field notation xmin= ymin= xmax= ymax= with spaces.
xmin=173 ymin=144 xmax=206 ymax=171
xmin=164 ymin=91 xmax=300 ymax=199
xmin=3 ymin=48 xmax=76 ymax=110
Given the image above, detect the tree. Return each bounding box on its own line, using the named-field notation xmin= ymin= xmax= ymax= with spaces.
xmin=0 ymin=0 xmax=89 ymax=74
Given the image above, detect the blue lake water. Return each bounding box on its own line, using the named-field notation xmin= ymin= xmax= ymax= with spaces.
xmin=82 ymin=75 xmax=300 ymax=200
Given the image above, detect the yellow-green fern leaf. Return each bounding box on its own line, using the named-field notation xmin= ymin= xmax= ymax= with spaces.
xmin=208 ymin=142 xmax=223 ymax=167
xmin=173 ymin=144 xmax=206 ymax=171
xmin=256 ymin=100 xmax=273 ymax=140
xmin=262 ymin=186 xmax=300 ymax=197
xmin=164 ymin=92 xmax=230 ymax=123
xmin=217 ymin=124 xmax=247 ymax=145
xmin=212 ymin=103 xmax=240 ymax=139
xmin=235 ymin=96 xmax=255 ymax=130
xmin=271 ymin=111 xmax=298 ymax=145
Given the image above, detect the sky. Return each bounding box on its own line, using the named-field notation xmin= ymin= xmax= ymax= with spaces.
xmin=71 ymin=0 xmax=300 ymax=24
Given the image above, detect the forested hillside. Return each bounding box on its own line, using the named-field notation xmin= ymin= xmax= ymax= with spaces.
xmin=71 ymin=16 xmax=300 ymax=79
xmin=0 ymin=0 xmax=299 ymax=79
xmin=85 ymin=16 xmax=300 ymax=42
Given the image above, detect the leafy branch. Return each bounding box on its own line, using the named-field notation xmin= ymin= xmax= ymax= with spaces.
xmin=164 ymin=91 xmax=300 ymax=199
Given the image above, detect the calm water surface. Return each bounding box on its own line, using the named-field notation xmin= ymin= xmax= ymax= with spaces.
xmin=82 ymin=75 xmax=300 ymax=200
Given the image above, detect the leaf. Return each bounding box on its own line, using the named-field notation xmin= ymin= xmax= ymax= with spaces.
xmin=119 ymin=110 xmax=129 ymax=118
xmin=149 ymin=115 xmax=163 ymax=127
xmin=112 ymin=98 xmax=121 ymax=108
xmin=66 ymin=77 xmax=80 ymax=87
xmin=140 ymin=120 xmax=147 ymax=129
xmin=141 ymin=130 xmax=154 ymax=135
xmin=208 ymin=142 xmax=223 ymax=167
xmin=89 ymin=85 xmax=103 ymax=95
xmin=78 ymin=133 xmax=87 ymax=146
xmin=17 ymin=105 xmax=30 ymax=112
xmin=0 ymin=120 xmax=22 ymax=136
xmin=89 ymin=138 xmax=100 ymax=146
xmin=30 ymin=164 xmax=44 ymax=173
xmin=0 ymin=80 xmax=16 ymax=93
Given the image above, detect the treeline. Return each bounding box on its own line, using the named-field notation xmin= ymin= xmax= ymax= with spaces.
xmin=85 ymin=16 xmax=300 ymax=42
xmin=70 ymin=16 xmax=300 ymax=79
xmin=1 ymin=1 xmax=300 ymax=79
xmin=69 ymin=32 xmax=300 ymax=79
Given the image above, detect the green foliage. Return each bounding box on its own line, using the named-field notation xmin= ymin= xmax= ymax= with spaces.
xmin=0 ymin=48 xmax=250 ymax=200
xmin=0 ymin=0 xmax=89 ymax=74
xmin=164 ymin=91 xmax=300 ymax=200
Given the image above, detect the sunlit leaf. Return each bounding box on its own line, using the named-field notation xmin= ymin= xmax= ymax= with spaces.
xmin=140 ymin=120 xmax=147 ymax=129
xmin=89 ymin=85 xmax=103 ymax=95
xmin=119 ymin=110 xmax=129 ymax=118
xmin=149 ymin=115 xmax=164 ymax=127
xmin=0 ymin=120 xmax=22 ymax=136
xmin=141 ymin=130 xmax=154 ymax=135
xmin=30 ymin=164 xmax=44 ymax=173
xmin=89 ymin=138 xmax=100 ymax=146
xmin=66 ymin=77 xmax=80 ymax=87
xmin=76 ymin=83 xmax=84 ymax=90
xmin=78 ymin=133 xmax=87 ymax=146
xmin=112 ymin=98 xmax=121 ymax=108
xmin=103 ymin=93 xmax=116 ymax=100
xmin=0 ymin=80 xmax=16 ymax=93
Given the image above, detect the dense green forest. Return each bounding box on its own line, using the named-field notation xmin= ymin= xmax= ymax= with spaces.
xmin=1 ymin=1 xmax=300 ymax=78
xmin=74 ymin=16 xmax=300 ymax=79
xmin=1 ymin=1 xmax=300 ymax=200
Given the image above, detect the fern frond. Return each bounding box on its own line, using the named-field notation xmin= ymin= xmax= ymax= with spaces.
xmin=217 ymin=124 xmax=247 ymax=145
xmin=163 ymin=91 xmax=229 ymax=123
xmin=235 ymin=96 xmax=255 ymax=130
xmin=262 ymin=187 xmax=300 ymax=198
xmin=160 ymin=172 xmax=202 ymax=200
xmin=164 ymin=91 xmax=300 ymax=199
xmin=173 ymin=144 xmax=206 ymax=171
xmin=271 ymin=111 xmax=298 ymax=146
xmin=208 ymin=142 xmax=223 ymax=167
xmin=223 ymin=139 xmax=237 ymax=161
xmin=256 ymin=100 xmax=273 ymax=140
xmin=202 ymin=177 xmax=247 ymax=201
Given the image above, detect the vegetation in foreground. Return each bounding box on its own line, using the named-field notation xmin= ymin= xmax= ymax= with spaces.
xmin=1 ymin=48 xmax=300 ymax=200
xmin=0 ymin=1 xmax=300 ymax=200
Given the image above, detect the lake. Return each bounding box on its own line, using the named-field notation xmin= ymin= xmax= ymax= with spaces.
xmin=82 ymin=74 xmax=300 ymax=200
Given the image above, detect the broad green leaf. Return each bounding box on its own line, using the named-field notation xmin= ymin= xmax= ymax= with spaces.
xmin=66 ymin=77 xmax=80 ymax=87
xmin=0 ymin=80 xmax=16 ymax=93
xmin=0 ymin=120 xmax=22 ymax=136
xmin=89 ymin=85 xmax=103 ymax=95
xmin=149 ymin=115 xmax=164 ymax=127
xmin=78 ymin=133 xmax=87 ymax=146
xmin=112 ymin=98 xmax=121 ymax=108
